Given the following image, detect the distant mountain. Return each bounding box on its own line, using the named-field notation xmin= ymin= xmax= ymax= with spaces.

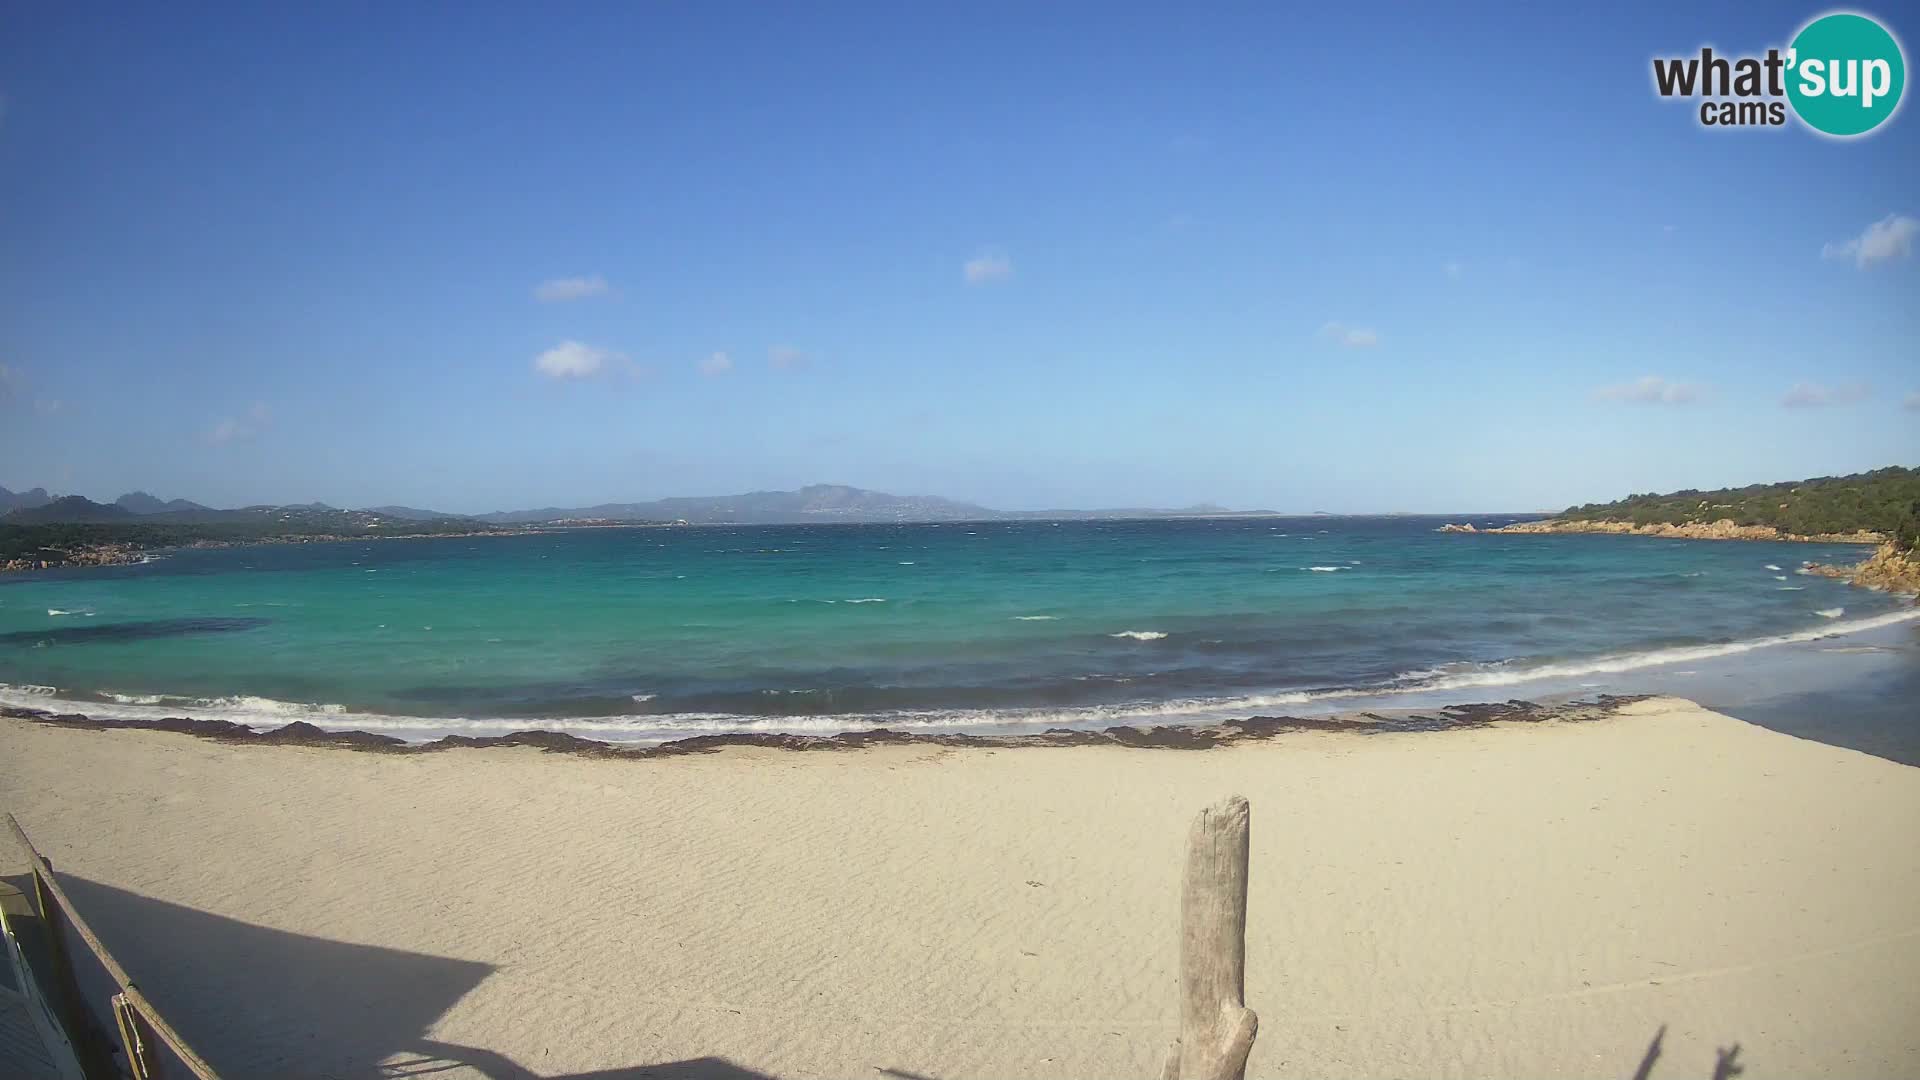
xmin=3 ymin=495 xmax=134 ymax=524
xmin=364 ymin=505 xmax=475 ymax=522
xmin=3 ymin=481 xmax=1278 ymax=529
xmin=0 ymin=486 xmax=54 ymax=514
xmin=474 ymin=484 xmax=1276 ymax=525
xmin=477 ymin=484 xmax=998 ymax=525
xmin=115 ymin=491 xmax=211 ymax=515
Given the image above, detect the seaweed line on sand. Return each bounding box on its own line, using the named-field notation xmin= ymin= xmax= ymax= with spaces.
xmin=0 ymin=696 xmax=1655 ymax=760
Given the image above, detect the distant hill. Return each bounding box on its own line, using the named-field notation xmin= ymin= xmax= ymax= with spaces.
xmin=364 ymin=505 xmax=476 ymax=522
xmin=475 ymin=485 xmax=1277 ymax=525
xmin=0 ymin=485 xmax=54 ymax=514
xmin=4 ymin=481 xmax=1280 ymax=529
xmin=1562 ymin=466 xmax=1920 ymax=544
xmin=478 ymin=484 xmax=996 ymax=525
xmin=2 ymin=496 xmax=134 ymax=524
xmin=115 ymin=491 xmax=211 ymax=514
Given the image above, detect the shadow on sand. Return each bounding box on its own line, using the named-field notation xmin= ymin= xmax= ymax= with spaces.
xmin=17 ymin=873 xmax=774 ymax=1079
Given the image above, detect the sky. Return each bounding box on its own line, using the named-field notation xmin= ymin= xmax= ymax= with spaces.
xmin=1 ymin=2 xmax=1915 ymax=514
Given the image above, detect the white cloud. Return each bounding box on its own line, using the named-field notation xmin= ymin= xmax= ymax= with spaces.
xmin=1782 ymin=381 xmax=1871 ymax=408
xmin=1442 ymin=261 xmax=1464 ymax=279
xmin=1594 ymin=376 xmax=1704 ymax=405
xmin=698 ymin=351 xmax=733 ymax=377
xmin=1318 ymin=322 xmax=1380 ymax=348
xmin=533 ymin=275 xmax=611 ymax=302
xmin=1904 ymin=391 xmax=1920 ymax=411
xmin=768 ymin=344 xmax=808 ymax=370
xmin=206 ymin=401 xmax=271 ymax=445
xmin=1821 ymin=213 xmax=1918 ymax=268
xmin=963 ymin=250 xmax=1013 ymax=284
xmin=533 ymin=340 xmax=617 ymax=379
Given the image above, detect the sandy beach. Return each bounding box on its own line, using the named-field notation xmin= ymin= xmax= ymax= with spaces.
xmin=3 ymin=697 xmax=1917 ymax=1079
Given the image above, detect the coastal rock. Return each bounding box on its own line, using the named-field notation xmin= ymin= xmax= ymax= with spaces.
xmin=1807 ymin=544 xmax=1920 ymax=597
xmin=1436 ymin=523 xmax=1478 ymax=533
xmin=1487 ymin=518 xmax=1884 ymax=544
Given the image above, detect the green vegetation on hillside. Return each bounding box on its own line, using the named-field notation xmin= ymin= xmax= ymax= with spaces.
xmin=0 ymin=518 xmax=492 ymax=563
xmin=1562 ymin=467 xmax=1920 ymax=546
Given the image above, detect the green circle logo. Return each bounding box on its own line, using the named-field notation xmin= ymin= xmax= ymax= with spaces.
xmin=1787 ymin=12 xmax=1906 ymax=136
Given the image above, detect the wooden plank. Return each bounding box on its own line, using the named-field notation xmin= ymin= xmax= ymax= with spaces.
xmin=4 ymin=814 xmax=220 ymax=1080
xmin=0 ymin=883 xmax=87 ymax=1080
xmin=1160 ymin=796 xmax=1258 ymax=1080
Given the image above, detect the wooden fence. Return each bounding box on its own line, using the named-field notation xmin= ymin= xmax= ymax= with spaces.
xmin=4 ymin=813 xmax=221 ymax=1080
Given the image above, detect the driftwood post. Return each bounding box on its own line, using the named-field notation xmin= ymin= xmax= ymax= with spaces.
xmin=1161 ymin=795 xmax=1257 ymax=1080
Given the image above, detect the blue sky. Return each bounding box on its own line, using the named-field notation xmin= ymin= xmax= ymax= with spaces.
xmin=1 ymin=2 xmax=1914 ymax=514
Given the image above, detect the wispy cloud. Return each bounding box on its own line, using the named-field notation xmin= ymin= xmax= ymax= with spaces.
xmin=963 ymin=250 xmax=1013 ymax=285
xmin=533 ymin=275 xmax=611 ymax=302
xmin=0 ymin=363 xmax=15 ymax=404
xmin=698 ymin=351 xmax=733 ymax=377
xmin=206 ymin=402 xmax=271 ymax=445
xmin=768 ymin=344 xmax=808 ymax=371
xmin=1318 ymin=322 xmax=1380 ymax=349
xmin=533 ymin=340 xmax=619 ymax=379
xmin=33 ymin=397 xmax=61 ymax=416
xmin=1821 ymin=213 xmax=1918 ymax=268
xmin=1904 ymin=391 xmax=1920 ymax=411
xmin=1594 ymin=376 xmax=1704 ymax=405
xmin=1782 ymin=381 xmax=1871 ymax=408
xmin=1442 ymin=261 xmax=1465 ymax=280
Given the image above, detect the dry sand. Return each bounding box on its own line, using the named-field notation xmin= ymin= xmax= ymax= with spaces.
xmin=2 ymin=697 xmax=1917 ymax=1079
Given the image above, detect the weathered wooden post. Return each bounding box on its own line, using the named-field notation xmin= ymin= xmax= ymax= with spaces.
xmin=1161 ymin=795 xmax=1257 ymax=1080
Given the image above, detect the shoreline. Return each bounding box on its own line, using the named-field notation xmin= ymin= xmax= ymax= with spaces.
xmin=1471 ymin=517 xmax=1885 ymax=544
xmin=0 ymin=695 xmax=1645 ymax=759
xmin=0 ymin=522 xmax=687 ymax=574
xmin=5 ymin=604 xmax=1916 ymax=748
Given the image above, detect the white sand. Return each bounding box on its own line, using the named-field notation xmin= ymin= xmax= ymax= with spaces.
xmin=2 ymin=698 xmax=1917 ymax=1079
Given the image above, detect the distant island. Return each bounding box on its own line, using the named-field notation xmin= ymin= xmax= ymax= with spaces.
xmin=0 ymin=483 xmax=1294 ymax=571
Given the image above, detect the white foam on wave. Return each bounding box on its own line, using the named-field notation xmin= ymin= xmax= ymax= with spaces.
xmin=7 ymin=610 xmax=1916 ymax=747
xmin=1765 ymin=564 xmax=1782 ymax=571
xmin=1777 ymin=586 xmax=1804 ymax=591
xmin=1109 ymin=630 xmax=1168 ymax=640
xmin=1 ymin=683 xmax=57 ymax=696
xmin=1303 ymin=566 xmax=1347 ymax=572
xmin=844 ymin=598 xmax=888 ymax=604
xmin=1012 ymin=615 xmax=1058 ymax=621
xmin=1774 ymin=575 xmax=1788 ymax=581
xmin=1815 ymin=608 xmax=1844 ymax=619
xmin=1412 ymin=607 xmax=1918 ymax=692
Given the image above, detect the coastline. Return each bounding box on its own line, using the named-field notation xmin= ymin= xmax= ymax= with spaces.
xmin=5 ymin=695 xmax=1916 ymax=1078
xmin=0 ymin=695 xmax=1645 ymax=759
xmin=1473 ymin=517 xmax=1885 ymax=544
xmin=0 ymin=522 xmax=677 ymax=574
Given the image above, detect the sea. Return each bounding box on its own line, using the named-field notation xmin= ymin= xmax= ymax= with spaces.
xmin=1 ymin=517 xmax=1915 ymax=754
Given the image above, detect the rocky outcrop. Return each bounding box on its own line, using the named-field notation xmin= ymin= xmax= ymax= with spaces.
xmin=1483 ymin=518 xmax=1884 ymax=544
xmin=1436 ymin=523 xmax=1478 ymax=533
xmin=1805 ymin=544 xmax=1920 ymax=597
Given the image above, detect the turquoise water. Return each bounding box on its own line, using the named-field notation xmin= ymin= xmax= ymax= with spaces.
xmin=0 ymin=518 xmax=1909 ymax=742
